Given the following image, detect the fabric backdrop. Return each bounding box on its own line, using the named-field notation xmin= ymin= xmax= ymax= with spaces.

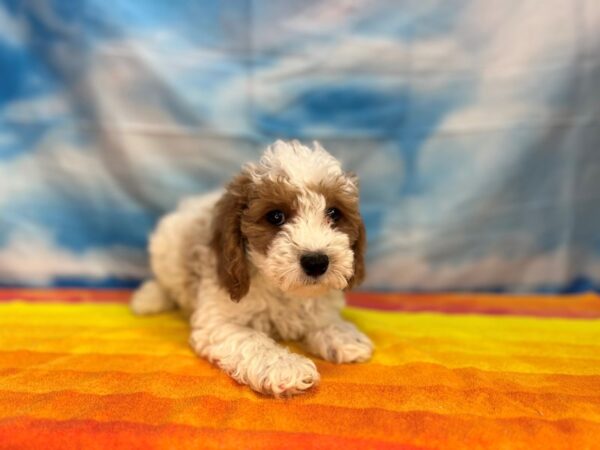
xmin=0 ymin=0 xmax=599 ymax=292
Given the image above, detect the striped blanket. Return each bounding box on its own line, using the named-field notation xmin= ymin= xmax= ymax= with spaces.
xmin=1 ymin=290 xmax=599 ymax=449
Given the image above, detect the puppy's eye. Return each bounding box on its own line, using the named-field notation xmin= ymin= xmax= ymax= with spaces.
xmin=266 ymin=210 xmax=286 ymax=226
xmin=326 ymin=207 xmax=342 ymax=223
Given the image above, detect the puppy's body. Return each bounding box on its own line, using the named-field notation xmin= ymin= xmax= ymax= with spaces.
xmin=132 ymin=141 xmax=373 ymax=396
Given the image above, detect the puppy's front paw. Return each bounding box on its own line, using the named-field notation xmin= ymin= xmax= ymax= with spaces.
xmin=255 ymin=353 xmax=319 ymax=397
xmin=307 ymin=322 xmax=373 ymax=364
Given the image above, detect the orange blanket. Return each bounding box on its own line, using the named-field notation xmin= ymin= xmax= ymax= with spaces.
xmin=1 ymin=290 xmax=599 ymax=449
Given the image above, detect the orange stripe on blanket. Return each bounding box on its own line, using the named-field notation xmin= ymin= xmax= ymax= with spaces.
xmin=0 ymin=418 xmax=422 ymax=450
xmin=2 ymin=397 xmax=600 ymax=450
xmin=2 ymin=353 xmax=599 ymax=396
xmin=2 ymin=372 xmax=600 ymax=420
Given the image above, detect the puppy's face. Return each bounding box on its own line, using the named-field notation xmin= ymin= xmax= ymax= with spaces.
xmin=243 ymin=176 xmax=364 ymax=296
xmin=212 ymin=141 xmax=366 ymax=301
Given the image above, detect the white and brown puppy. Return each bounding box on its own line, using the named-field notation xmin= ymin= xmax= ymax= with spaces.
xmin=131 ymin=140 xmax=373 ymax=396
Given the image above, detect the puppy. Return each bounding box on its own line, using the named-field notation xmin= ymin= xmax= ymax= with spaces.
xmin=131 ymin=140 xmax=373 ymax=396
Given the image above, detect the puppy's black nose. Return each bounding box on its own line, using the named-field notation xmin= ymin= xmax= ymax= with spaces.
xmin=300 ymin=253 xmax=329 ymax=277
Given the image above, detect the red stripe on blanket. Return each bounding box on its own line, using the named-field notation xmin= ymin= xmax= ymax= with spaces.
xmin=1 ymin=288 xmax=599 ymax=318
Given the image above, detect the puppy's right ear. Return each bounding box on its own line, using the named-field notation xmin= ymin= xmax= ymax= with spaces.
xmin=211 ymin=173 xmax=251 ymax=302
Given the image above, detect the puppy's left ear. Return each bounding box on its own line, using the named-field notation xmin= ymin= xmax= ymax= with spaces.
xmin=211 ymin=173 xmax=251 ymax=302
xmin=346 ymin=218 xmax=367 ymax=289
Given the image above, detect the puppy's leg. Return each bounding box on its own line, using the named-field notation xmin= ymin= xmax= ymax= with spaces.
xmin=131 ymin=280 xmax=176 ymax=315
xmin=190 ymin=323 xmax=319 ymax=397
xmin=304 ymin=319 xmax=373 ymax=364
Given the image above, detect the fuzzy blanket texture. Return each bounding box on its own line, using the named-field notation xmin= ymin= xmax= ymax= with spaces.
xmin=1 ymin=290 xmax=599 ymax=449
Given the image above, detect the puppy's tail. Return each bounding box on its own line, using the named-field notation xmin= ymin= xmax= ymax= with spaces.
xmin=130 ymin=280 xmax=176 ymax=315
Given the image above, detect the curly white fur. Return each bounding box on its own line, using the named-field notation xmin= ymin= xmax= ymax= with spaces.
xmin=131 ymin=140 xmax=373 ymax=397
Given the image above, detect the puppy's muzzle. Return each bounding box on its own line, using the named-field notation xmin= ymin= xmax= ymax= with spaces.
xmin=300 ymin=252 xmax=329 ymax=277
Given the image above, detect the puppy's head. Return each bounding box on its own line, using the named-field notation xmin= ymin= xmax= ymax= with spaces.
xmin=212 ymin=140 xmax=366 ymax=301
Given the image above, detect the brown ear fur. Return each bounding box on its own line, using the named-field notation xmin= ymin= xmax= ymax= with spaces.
xmin=346 ymin=218 xmax=367 ymax=289
xmin=211 ymin=174 xmax=251 ymax=301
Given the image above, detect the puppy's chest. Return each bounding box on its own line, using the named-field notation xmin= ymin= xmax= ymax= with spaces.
xmin=248 ymin=293 xmax=323 ymax=341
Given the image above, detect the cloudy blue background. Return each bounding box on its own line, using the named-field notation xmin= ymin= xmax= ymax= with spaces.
xmin=0 ymin=0 xmax=599 ymax=292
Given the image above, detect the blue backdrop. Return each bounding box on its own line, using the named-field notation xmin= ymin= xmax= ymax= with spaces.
xmin=1 ymin=0 xmax=599 ymax=292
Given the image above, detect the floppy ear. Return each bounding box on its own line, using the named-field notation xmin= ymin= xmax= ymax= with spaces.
xmin=346 ymin=218 xmax=367 ymax=289
xmin=211 ymin=174 xmax=251 ymax=302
